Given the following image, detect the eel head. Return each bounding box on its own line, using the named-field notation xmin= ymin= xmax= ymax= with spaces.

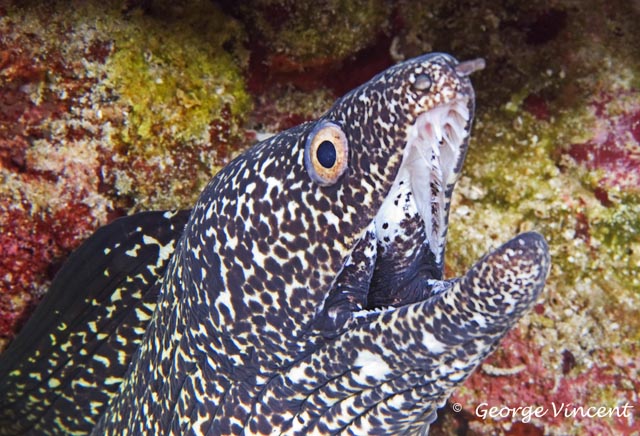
xmin=178 ymin=53 xmax=550 ymax=433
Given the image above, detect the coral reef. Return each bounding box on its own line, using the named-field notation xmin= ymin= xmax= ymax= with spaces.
xmin=1 ymin=0 xmax=638 ymax=434
xmin=0 ymin=0 xmax=251 ymax=349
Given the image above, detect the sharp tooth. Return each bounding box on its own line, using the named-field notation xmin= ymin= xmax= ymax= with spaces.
xmin=449 ymin=109 xmax=466 ymax=127
xmin=423 ymin=122 xmax=435 ymax=144
xmin=433 ymin=122 xmax=443 ymax=144
xmin=450 ymin=119 xmax=466 ymax=143
xmin=457 ymin=104 xmax=470 ymax=122
xmin=444 ymin=124 xmax=458 ymax=146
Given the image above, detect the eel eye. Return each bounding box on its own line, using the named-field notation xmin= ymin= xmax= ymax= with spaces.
xmin=412 ymin=74 xmax=432 ymax=91
xmin=316 ymin=140 xmax=336 ymax=168
xmin=304 ymin=121 xmax=348 ymax=186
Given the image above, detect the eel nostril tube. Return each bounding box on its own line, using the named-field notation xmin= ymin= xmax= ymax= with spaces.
xmin=455 ymin=58 xmax=486 ymax=77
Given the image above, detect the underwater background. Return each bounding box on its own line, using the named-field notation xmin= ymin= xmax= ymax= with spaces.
xmin=0 ymin=1 xmax=638 ymax=434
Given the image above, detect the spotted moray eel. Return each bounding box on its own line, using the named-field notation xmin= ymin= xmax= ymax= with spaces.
xmin=0 ymin=53 xmax=550 ymax=435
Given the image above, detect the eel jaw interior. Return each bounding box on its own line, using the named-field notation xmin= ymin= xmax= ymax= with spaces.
xmin=406 ymin=97 xmax=470 ymax=264
xmin=373 ymin=96 xmax=471 ymax=267
xmin=318 ymin=78 xmax=475 ymax=329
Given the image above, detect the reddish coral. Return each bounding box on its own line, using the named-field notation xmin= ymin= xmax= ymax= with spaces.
xmin=0 ymin=47 xmax=60 ymax=172
xmin=0 ymin=201 xmax=97 ymax=339
xmin=0 ymin=22 xmax=106 ymax=344
xmin=0 ymin=209 xmax=55 ymax=328
xmin=566 ymin=91 xmax=640 ymax=193
xmin=0 ymin=3 xmax=254 ymax=347
xmin=523 ymin=94 xmax=551 ymax=121
xmin=451 ymin=329 xmax=640 ymax=434
xmin=246 ymin=33 xmax=395 ymax=97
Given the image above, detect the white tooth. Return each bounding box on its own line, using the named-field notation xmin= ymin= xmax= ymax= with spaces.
xmin=457 ymin=104 xmax=470 ymax=122
xmin=443 ymin=125 xmax=452 ymax=146
xmin=420 ymin=123 xmax=430 ymax=142
xmin=450 ymin=121 xmax=465 ymax=144
xmin=444 ymin=124 xmax=459 ymax=146
xmin=433 ymin=122 xmax=443 ymax=143
xmin=450 ymin=109 xmax=466 ymax=127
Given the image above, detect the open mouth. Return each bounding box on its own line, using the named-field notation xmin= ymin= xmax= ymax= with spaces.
xmin=405 ymin=98 xmax=471 ymax=257
xmin=319 ymin=92 xmax=474 ymax=327
xmin=364 ymin=96 xmax=473 ymax=309
xmin=375 ymin=97 xmax=471 ymax=262
xmin=316 ymin=57 xmax=483 ymax=332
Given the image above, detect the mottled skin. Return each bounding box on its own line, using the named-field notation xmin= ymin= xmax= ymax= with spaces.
xmin=0 ymin=53 xmax=550 ymax=435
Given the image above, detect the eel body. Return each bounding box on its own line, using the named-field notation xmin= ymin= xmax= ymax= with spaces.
xmin=0 ymin=53 xmax=550 ymax=435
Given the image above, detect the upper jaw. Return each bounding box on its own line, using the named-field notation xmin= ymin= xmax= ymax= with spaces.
xmin=361 ymin=94 xmax=473 ymax=309
xmin=392 ymin=95 xmax=472 ymax=265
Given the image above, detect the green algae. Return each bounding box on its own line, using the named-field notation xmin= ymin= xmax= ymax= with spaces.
xmin=273 ymin=0 xmax=390 ymax=62
xmin=83 ymin=0 xmax=254 ymax=210
xmin=3 ymin=0 xmax=253 ymax=212
xmin=104 ymin=1 xmax=251 ymax=152
xmin=447 ymin=96 xmax=640 ymax=429
xmin=449 ymin=97 xmax=639 ymax=292
xmin=446 ymin=78 xmax=640 ymax=432
xmin=438 ymin=4 xmax=640 ymax=422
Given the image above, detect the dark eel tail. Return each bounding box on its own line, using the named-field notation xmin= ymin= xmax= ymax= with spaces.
xmin=0 ymin=210 xmax=190 ymax=436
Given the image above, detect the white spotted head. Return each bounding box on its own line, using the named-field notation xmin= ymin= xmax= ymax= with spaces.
xmin=175 ymin=53 xmax=482 ymax=373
